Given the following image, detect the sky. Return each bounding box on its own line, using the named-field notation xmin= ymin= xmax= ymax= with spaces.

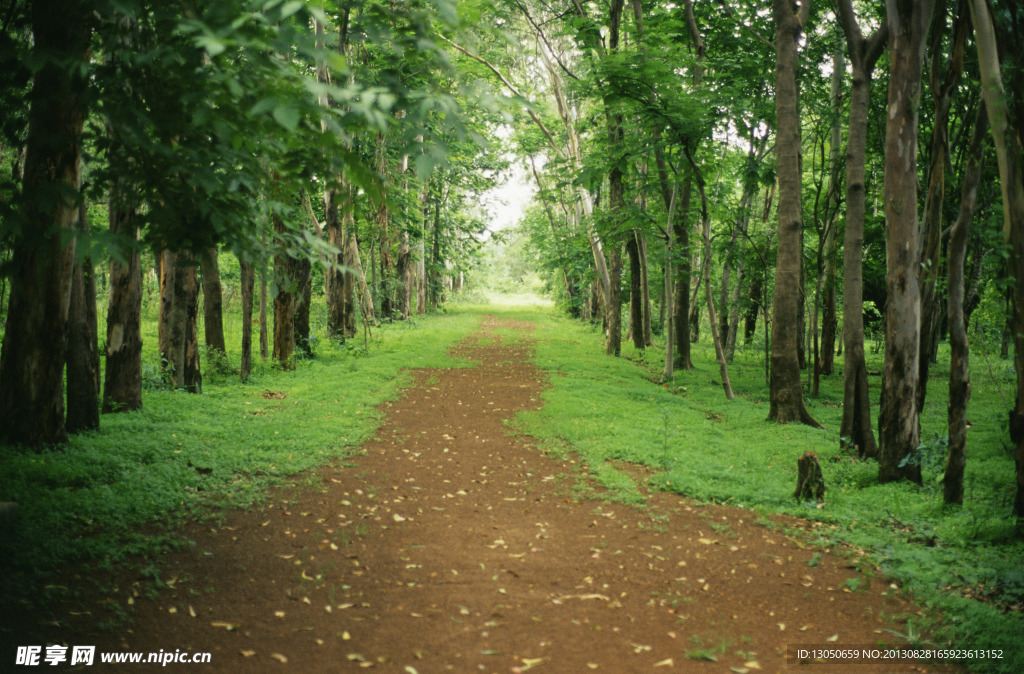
xmin=482 ymin=157 xmax=536 ymax=234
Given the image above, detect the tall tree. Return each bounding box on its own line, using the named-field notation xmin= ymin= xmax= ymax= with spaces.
xmin=967 ymin=0 xmax=1024 ymax=520
xmin=239 ymin=256 xmax=255 ymax=381
xmin=877 ymin=0 xmax=934 ymax=485
xmin=102 ymin=182 xmax=142 ymax=412
xmin=0 ymin=0 xmax=92 ymax=446
xmin=917 ymin=0 xmax=967 ymax=415
xmin=201 ymin=248 xmax=227 ymax=358
xmin=272 ymin=212 xmax=296 ymax=369
xmin=768 ymin=0 xmax=820 ymax=426
xmin=945 ymin=102 xmax=987 ymax=505
xmin=836 ymin=0 xmax=886 ymax=458
xmin=66 ymin=203 xmax=100 ymax=433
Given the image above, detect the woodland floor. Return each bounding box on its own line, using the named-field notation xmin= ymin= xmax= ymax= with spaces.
xmin=10 ymin=316 xmax=962 ymax=672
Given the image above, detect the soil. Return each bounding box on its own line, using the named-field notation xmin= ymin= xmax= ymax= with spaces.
xmin=8 ymin=316 xmax=958 ymax=672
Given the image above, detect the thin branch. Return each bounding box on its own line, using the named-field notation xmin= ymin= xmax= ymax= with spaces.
xmin=716 ymin=0 xmax=773 ymax=48
xmin=438 ymin=34 xmax=563 ymax=158
xmin=513 ymin=0 xmax=580 ymax=81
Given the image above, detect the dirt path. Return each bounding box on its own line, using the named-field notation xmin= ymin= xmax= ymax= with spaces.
xmin=64 ymin=317 xmax=948 ymax=671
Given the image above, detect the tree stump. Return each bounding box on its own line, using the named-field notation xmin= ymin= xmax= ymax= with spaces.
xmin=794 ymin=451 xmax=826 ymax=502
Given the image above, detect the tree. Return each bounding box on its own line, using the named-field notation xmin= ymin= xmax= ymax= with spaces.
xmin=768 ymin=0 xmax=820 ymax=427
xmin=66 ymin=203 xmax=100 ymax=433
xmin=201 ymin=249 xmax=227 ymax=359
xmin=0 ymin=0 xmax=93 ymax=446
xmin=877 ymin=0 xmax=934 ymax=485
xmin=836 ymin=0 xmax=886 ymax=458
xmin=917 ymin=0 xmax=967 ymax=415
xmin=967 ymin=0 xmax=1024 ymax=520
xmin=945 ymin=102 xmax=987 ymax=505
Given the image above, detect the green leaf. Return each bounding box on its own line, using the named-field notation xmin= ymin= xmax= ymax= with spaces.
xmin=272 ymin=105 xmax=300 ymax=132
xmin=195 ymin=34 xmax=227 ymax=57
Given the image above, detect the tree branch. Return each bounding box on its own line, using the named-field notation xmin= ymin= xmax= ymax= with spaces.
xmin=437 ymin=34 xmax=564 ymax=158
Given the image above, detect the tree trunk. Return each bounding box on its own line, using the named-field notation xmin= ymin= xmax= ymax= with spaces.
xmin=294 ymin=255 xmax=312 ymax=356
xmin=820 ymin=44 xmax=844 ymax=377
xmin=673 ymin=170 xmax=694 ymax=370
xmin=662 ymin=182 xmax=679 ymax=381
xmin=0 ymin=1 xmax=91 ymax=446
xmin=200 ymin=248 xmax=227 ymax=357
xmin=689 ymin=150 xmax=734 ymax=400
xmin=259 ymin=262 xmax=269 ymax=360
xmin=918 ymin=1 xmax=966 ymax=416
xmin=182 ymin=261 xmax=201 ymax=394
xmin=945 ymin=102 xmax=987 ymax=505
xmin=158 ymin=249 xmax=179 ymax=377
xmin=626 ymin=233 xmax=645 ymax=350
xmin=968 ymin=0 xmax=1024 ymax=520
xmin=639 ymin=235 xmax=653 ymax=347
xmin=837 ymin=0 xmax=886 ymax=458
xmin=102 ymin=183 xmax=142 ymax=413
xmin=324 ymin=185 xmax=348 ymax=336
xmin=240 ymin=256 xmax=254 ymax=381
xmin=272 ymin=213 xmax=296 ymax=369
xmin=725 ymin=263 xmax=745 ymax=362
xmin=66 ymin=203 xmax=100 ymax=433
xmin=878 ymin=0 xmax=933 ymax=485
xmin=769 ymin=0 xmax=820 ymax=426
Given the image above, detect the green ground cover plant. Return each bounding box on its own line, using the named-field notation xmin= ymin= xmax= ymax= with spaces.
xmin=500 ymin=306 xmax=1023 ymax=674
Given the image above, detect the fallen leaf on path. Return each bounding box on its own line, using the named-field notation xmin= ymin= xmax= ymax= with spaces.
xmin=270 ymin=653 xmax=287 ymax=663
xmin=827 ymin=634 xmax=839 ymax=642
xmin=653 ymin=658 xmax=673 ymax=667
xmin=240 ymin=650 xmax=256 ymax=658
xmin=210 ymin=621 xmax=238 ymax=631
xmin=743 ymin=661 xmax=762 ymax=670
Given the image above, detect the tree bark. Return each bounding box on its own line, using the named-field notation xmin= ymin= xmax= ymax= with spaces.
xmin=102 ymin=182 xmax=142 ymax=413
xmin=769 ymin=0 xmax=820 ymax=426
xmin=688 ymin=150 xmax=735 ymax=400
xmin=259 ymin=261 xmax=269 ymax=360
xmin=877 ymin=0 xmax=934 ymax=485
xmin=272 ymin=213 xmax=296 ymax=369
xmin=837 ymin=0 xmax=886 ymax=458
xmin=945 ymin=102 xmax=987 ymax=505
xmin=0 ymin=1 xmax=91 ymax=446
xmin=918 ymin=0 xmax=966 ymax=416
xmin=626 ymin=234 xmax=645 ymax=351
xmin=820 ymin=43 xmax=844 ymax=377
xmin=294 ymin=255 xmax=312 ymax=356
xmin=240 ymin=256 xmax=254 ymax=381
xmin=182 ymin=261 xmax=201 ymax=393
xmin=968 ymin=0 xmax=1024 ymax=520
xmin=673 ymin=170 xmax=695 ymax=370
xmin=158 ymin=249 xmax=179 ymax=377
xmin=66 ymin=203 xmax=100 ymax=433
xmin=323 ymin=188 xmax=344 ymax=335
xmin=200 ymin=248 xmax=227 ymax=357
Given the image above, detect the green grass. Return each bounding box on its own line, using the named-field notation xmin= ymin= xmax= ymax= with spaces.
xmin=0 ymin=301 xmax=482 ymax=613
xmin=501 ymin=307 xmax=1022 ymax=674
